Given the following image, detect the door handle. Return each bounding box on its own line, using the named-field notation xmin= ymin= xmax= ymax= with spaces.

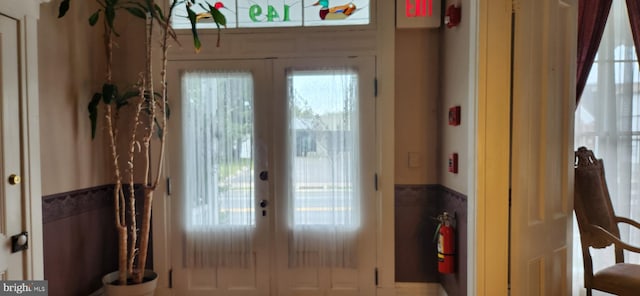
xmin=259 ymin=200 xmax=268 ymax=217
xmin=259 ymin=171 xmax=268 ymax=181
xmin=11 ymin=232 xmax=28 ymax=253
xmin=8 ymin=174 xmax=20 ymax=185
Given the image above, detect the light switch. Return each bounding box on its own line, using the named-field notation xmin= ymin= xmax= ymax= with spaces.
xmin=408 ymin=152 xmax=422 ymax=168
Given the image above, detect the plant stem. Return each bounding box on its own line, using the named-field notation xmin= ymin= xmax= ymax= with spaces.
xmin=134 ymin=7 xmax=156 ymax=283
xmin=134 ymin=1 xmax=174 ymax=283
xmin=127 ymin=76 xmax=146 ymax=275
xmin=103 ymin=16 xmax=128 ymax=285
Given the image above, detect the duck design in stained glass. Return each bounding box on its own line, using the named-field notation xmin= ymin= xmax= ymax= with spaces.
xmin=312 ymin=1 xmax=357 ymax=20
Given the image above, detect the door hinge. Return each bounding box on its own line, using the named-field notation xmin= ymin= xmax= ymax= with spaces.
xmin=374 ymin=78 xmax=378 ymax=97
xmin=374 ymin=173 xmax=378 ymax=191
xmin=166 ymin=177 xmax=172 ymax=195
xmin=169 ymin=269 xmax=173 ymax=288
xmin=511 ymin=0 xmax=520 ymax=13
xmin=374 ymin=268 xmax=379 ymax=286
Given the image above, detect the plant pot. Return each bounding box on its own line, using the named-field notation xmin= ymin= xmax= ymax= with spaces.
xmin=102 ymin=270 xmax=158 ymax=296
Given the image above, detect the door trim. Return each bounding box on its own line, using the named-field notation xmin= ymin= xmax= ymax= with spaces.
xmin=476 ymin=0 xmax=511 ymax=295
xmin=0 ymin=1 xmax=45 ymax=280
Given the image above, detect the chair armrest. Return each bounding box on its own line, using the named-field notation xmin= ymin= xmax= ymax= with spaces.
xmin=615 ymin=216 xmax=640 ymax=230
xmin=590 ymin=224 xmax=640 ymax=253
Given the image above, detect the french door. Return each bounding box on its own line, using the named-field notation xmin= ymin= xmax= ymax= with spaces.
xmin=168 ymin=57 xmax=377 ymax=295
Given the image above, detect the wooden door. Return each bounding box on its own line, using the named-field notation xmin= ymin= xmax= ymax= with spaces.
xmin=509 ymin=0 xmax=577 ymax=294
xmin=0 ymin=13 xmax=26 ymax=279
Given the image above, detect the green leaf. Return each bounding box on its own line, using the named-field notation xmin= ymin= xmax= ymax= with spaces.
xmin=105 ymin=4 xmax=117 ymax=34
xmin=209 ymin=5 xmax=227 ymax=27
xmin=58 ymin=0 xmax=71 ymax=18
xmin=154 ymin=4 xmax=165 ymax=22
xmin=169 ymin=0 xmax=182 ymax=11
xmin=186 ymin=4 xmax=201 ymax=52
xmin=89 ymin=10 xmax=101 ymax=26
xmin=102 ymin=83 xmax=118 ymax=104
xmin=143 ymin=0 xmax=155 ymax=17
xmin=88 ymin=93 xmax=102 ymax=139
xmin=126 ymin=7 xmax=147 ymax=19
xmin=154 ymin=118 xmax=164 ymax=139
xmin=117 ymin=90 xmax=139 ymax=109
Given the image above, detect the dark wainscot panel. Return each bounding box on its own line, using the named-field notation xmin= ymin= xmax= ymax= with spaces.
xmin=394 ymin=184 xmax=467 ymax=296
xmin=42 ymin=185 xmax=150 ymax=296
xmin=43 ymin=185 xmax=118 ymax=296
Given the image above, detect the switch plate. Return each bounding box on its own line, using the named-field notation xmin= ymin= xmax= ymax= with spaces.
xmin=408 ymin=152 xmax=422 ymax=168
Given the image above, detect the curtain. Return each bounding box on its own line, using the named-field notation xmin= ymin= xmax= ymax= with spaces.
xmin=627 ymin=0 xmax=640 ymax=62
xmin=182 ymin=70 xmax=255 ymax=268
xmin=577 ymin=0 xmax=613 ymax=103
xmin=573 ymin=1 xmax=640 ymax=295
xmin=286 ymin=68 xmax=361 ymax=268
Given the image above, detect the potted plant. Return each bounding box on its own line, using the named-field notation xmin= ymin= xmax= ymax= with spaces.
xmin=57 ymin=0 xmax=225 ymax=294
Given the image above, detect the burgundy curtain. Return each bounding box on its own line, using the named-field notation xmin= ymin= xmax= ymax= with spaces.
xmin=627 ymin=0 xmax=640 ymax=64
xmin=577 ymin=0 xmax=612 ymax=104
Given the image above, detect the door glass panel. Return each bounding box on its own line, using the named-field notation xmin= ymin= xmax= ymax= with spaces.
xmin=287 ymin=68 xmax=360 ymax=268
xmin=181 ymin=70 xmax=255 ymax=268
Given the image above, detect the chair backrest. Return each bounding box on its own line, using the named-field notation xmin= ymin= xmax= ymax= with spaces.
xmin=574 ymin=147 xmax=623 ymax=286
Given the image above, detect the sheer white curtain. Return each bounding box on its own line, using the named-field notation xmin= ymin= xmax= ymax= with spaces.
xmin=574 ymin=1 xmax=640 ymax=295
xmin=182 ymin=70 xmax=255 ymax=268
xmin=286 ymin=68 xmax=361 ymax=268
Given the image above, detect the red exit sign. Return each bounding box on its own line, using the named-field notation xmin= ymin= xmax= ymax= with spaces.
xmin=397 ymin=0 xmax=441 ymax=28
xmin=405 ymin=0 xmax=433 ymax=17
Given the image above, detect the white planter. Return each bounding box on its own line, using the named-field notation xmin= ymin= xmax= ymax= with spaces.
xmin=102 ymin=270 xmax=158 ymax=296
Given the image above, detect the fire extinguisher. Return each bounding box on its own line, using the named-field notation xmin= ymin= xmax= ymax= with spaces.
xmin=436 ymin=212 xmax=455 ymax=274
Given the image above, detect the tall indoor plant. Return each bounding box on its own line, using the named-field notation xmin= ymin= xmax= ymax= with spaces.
xmin=57 ymin=0 xmax=225 ymax=290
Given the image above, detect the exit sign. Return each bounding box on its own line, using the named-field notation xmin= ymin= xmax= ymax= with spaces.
xmin=396 ymin=0 xmax=441 ymax=28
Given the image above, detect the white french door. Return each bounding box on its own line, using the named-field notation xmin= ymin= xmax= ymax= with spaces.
xmin=168 ymin=56 xmax=377 ymax=295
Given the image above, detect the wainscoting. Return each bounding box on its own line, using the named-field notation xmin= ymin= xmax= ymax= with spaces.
xmin=395 ymin=184 xmax=468 ymax=296
xmin=42 ymin=185 xmax=150 ymax=296
xmin=42 ymin=185 xmax=118 ymax=296
xmin=42 ymin=184 xmax=463 ymax=295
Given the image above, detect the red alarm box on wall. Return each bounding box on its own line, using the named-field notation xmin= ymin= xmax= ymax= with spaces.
xmin=444 ymin=4 xmax=461 ymax=28
xmin=448 ymin=106 xmax=461 ymax=126
xmin=448 ymin=153 xmax=458 ymax=174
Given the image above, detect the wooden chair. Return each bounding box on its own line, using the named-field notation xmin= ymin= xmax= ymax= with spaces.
xmin=574 ymin=147 xmax=640 ymax=296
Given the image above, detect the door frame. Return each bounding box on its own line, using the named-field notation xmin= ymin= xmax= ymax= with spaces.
xmin=0 ymin=0 xmax=45 ymax=280
xmin=162 ymin=56 xmax=379 ymax=295
xmin=476 ymin=0 xmax=512 ymax=295
xmin=154 ymin=1 xmax=396 ymax=294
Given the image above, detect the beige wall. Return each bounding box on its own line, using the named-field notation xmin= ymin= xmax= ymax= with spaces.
xmin=38 ymin=1 xmax=147 ymax=195
xmin=394 ymin=29 xmax=440 ymax=185
xmin=440 ymin=0 xmax=473 ymax=194
xmin=38 ymin=1 xmax=109 ymax=195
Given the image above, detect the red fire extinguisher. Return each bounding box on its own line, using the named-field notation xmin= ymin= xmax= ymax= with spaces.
xmin=436 ymin=212 xmax=455 ymax=274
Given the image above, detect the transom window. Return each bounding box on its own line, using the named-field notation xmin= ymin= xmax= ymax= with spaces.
xmin=171 ymin=0 xmax=371 ymax=29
